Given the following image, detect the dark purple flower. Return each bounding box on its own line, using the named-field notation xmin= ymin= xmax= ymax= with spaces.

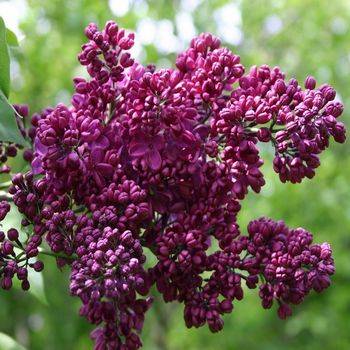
xmin=129 ymin=132 xmax=164 ymax=170
xmin=1 ymin=20 xmax=343 ymax=350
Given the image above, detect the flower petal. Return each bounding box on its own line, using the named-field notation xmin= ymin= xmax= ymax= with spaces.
xmin=34 ymin=137 xmax=48 ymax=154
xmin=95 ymin=163 xmax=114 ymax=177
xmin=129 ymin=141 xmax=147 ymax=157
xmin=147 ymin=149 xmax=162 ymax=170
xmin=152 ymin=134 xmax=165 ymax=150
xmin=31 ymin=156 xmax=43 ymax=175
xmin=91 ymin=147 xmax=104 ymax=162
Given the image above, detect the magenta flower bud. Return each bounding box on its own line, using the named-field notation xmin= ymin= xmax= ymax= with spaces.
xmin=7 ymin=228 xmax=19 ymax=241
xmin=2 ymin=240 xmax=14 ymax=255
xmin=17 ymin=267 xmax=28 ymax=280
xmin=66 ymin=152 xmax=80 ymax=169
xmin=85 ymin=279 xmax=95 ymax=289
xmin=1 ymin=276 xmax=13 ymax=290
xmin=324 ymin=86 xmax=336 ymax=101
xmin=320 ymin=242 xmax=332 ymax=259
xmin=277 ymin=303 xmax=292 ymax=319
xmin=26 ymin=248 xmax=39 ymax=258
xmin=0 ymin=201 xmax=10 ymax=221
xmin=21 ymin=280 xmax=30 ymax=291
xmin=33 ymin=261 xmax=44 ymax=272
xmin=84 ymin=23 xmax=98 ymax=40
xmin=256 ymin=112 xmax=271 ymax=124
xmin=305 ymin=76 xmax=316 ymax=89
xmin=91 ymin=263 xmax=101 ymax=274
xmin=220 ymin=299 xmax=233 ymax=313
xmin=11 ymin=173 xmax=23 ymax=186
xmin=159 ymin=246 xmax=169 ymax=256
xmin=275 ymin=79 xmax=286 ymax=94
xmin=23 ymin=149 xmax=34 ymax=162
xmin=105 ymin=20 xmax=119 ymax=37
xmin=109 ymin=254 xmax=118 ymax=265
xmin=257 ymin=127 xmax=271 ymax=142
xmin=6 ymin=145 xmax=17 ymax=157
xmin=93 ymin=250 xmax=104 ymax=261
xmin=75 ymin=82 xmax=88 ymax=93
xmin=246 ymin=275 xmax=259 ymax=289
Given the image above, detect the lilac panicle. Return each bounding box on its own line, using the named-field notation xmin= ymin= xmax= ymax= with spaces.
xmin=0 ymin=21 xmax=344 ymax=350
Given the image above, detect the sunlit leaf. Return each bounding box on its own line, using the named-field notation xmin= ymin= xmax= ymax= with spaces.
xmin=0 ymin=16 xmax=10 ymax=97
xmin=6 ymin=28 xmax=19 ymax=47
xmin=0 ymin=333 xmax=26 ymax=350
xmin=27 ymin=268 xmax=49 ymax=306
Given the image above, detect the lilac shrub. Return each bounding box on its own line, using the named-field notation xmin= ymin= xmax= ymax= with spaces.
xmin=0 ymin=21 xmax=346 ymax=349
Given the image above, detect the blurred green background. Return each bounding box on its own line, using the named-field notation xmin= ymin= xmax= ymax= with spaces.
xmin=0 ymin=0 xmax=349 ymax=349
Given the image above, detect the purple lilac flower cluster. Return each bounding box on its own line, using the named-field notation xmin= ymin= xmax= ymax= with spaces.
xmin=246 ymin=218 xmax=334 ymax=318
xmin=0 ymin=22 xmax=345 ymax=349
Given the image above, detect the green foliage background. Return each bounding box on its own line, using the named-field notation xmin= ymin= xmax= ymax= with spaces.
xmin=1 ymin=0 xmax=349 ymax=349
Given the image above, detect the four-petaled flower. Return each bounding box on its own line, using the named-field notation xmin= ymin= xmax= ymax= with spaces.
xmin=129 ymin=132 xmax=165 ymax=170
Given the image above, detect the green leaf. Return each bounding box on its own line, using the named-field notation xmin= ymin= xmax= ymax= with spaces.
xmin=6 ymin=28 xmax=19 ymax=47
xmin=0 ymin=17 xmax=10 ymax=98
xmin=0 ymin=90 xmax=27 ymax=145
xmin=27 ymin=268 xmax=49 ymax=306
xmin=0 ymin=333 xmax=26 ymax=350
